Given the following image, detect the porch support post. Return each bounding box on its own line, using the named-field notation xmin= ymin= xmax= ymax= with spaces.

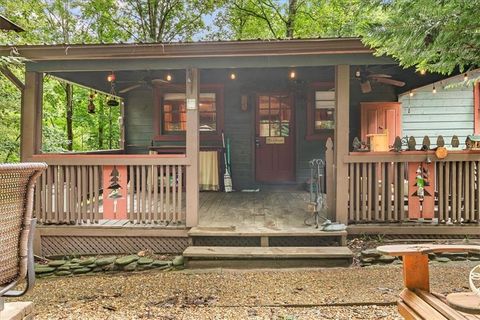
xmin=334 ymin=65 xmax=350 ymax=224
xmin=21 ymin=71 xmax=43 ymax=161
xmin=185 ymin=68 xmax=200 ymax=227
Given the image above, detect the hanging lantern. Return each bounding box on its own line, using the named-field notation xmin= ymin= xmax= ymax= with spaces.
xmin=107 ymin=98 xmax=119 ymax=107
xmin=107 ymin=72 xmax=116 ymax=82
xmin=106 ymin=73 xmax=120 ymax=107
xmin=87 ymin=93 xmax=96 ymax=113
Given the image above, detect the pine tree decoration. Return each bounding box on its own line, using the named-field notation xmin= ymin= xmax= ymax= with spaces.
xmin=108 ymin=166 xmax=122 ymax=199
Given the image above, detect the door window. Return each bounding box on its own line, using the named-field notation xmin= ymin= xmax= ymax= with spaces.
xmin=258 ymin=95 xmax=291 ymax=137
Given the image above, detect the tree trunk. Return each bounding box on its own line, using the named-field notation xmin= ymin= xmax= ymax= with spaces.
xmin=286 ymin=0 xmax=297 ymax=38
xmin=65 ymin=83 xmax=73 ymax=151
xmin=98 ymin=101 xmax=104 ymax=149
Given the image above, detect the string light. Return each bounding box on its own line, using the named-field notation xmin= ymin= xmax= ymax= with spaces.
xmin=230 ymin=72 xmax=236 ymax=80
xmin=166 ymin=74 xmax=172 ymax=81
xmin=432 ymin=85 xmax=437 ymax=94
xmin=409 ymin=91 xmax=414 ymax=97
xmin=420 ymin=69 xmax=426 ymax=75
xmin=289 ymin=70 xmax=296 ymax=79
xmin=464 ymin=73 xmax=468 ymax=81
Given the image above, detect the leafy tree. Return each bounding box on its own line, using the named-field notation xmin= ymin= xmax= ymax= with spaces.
xmin=358 ymin=0 xmax=480 ymax=74
xmin=88 ymin=0 xmax=221 ymax=42
xmin=214 ymin=0 xmax=365 ymax=39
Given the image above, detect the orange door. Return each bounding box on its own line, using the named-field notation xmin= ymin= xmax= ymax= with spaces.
xmin=360 ymin=102 xmax=402 ymax=146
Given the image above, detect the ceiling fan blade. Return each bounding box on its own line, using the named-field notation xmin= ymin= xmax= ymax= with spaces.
xmin=119 ymin=84 xmax=142 ymax=93
xmin=375 ymin=77 xmax=405 ymax=87
xmin=151 ymin=78 xmax=169 ymax=84
xmin=367 ymin=73 xmax=392 ymax=79
xmin=360 ymin=80 xmax=372 ymax=93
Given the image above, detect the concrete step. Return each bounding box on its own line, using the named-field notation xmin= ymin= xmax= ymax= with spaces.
xmin=183 ymin=246 xmax=353 ymax=268
xmin=188 ymin=226 xmax=347 ymax=247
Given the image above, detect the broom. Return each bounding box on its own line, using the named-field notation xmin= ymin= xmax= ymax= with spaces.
xmin=222 ymin=131 xmax=232 ymax=192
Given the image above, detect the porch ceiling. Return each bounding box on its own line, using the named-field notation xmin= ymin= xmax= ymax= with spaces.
xmin=48 ymin=64 xmax=449 ymax=97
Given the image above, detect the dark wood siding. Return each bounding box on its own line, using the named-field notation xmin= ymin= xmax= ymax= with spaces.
xmin=124 ymin=67 xmax=397 ymax=189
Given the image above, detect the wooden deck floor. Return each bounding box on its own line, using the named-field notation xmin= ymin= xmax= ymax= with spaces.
xmin=38 ymin=190 xmax=313 ymax=229
xmin=198 ymin=190 xmax=311 ymax=229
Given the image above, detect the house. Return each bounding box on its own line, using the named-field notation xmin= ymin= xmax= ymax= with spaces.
xmin=0 ymin=38 xmax=478 ymax=260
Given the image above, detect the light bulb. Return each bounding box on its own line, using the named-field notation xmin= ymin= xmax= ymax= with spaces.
xmin=166 ymin=74 xmax=172 ymax=81
xmin=409 ymin=91 xmax=414 ymax=97
xmin=464 ymin=73 xmax=468 ymax=81
xmin=432 ymin=86 xmax=437 ymax=93
xmin=289 ymin=71 xmax=296 ymax=79
xmin=107 ymin=72 xmax=116 ymax=82
xmin=420 ymin=69 xmax=426 ymax=75
xmin=230 ymin=73 xmax=236 ymax=80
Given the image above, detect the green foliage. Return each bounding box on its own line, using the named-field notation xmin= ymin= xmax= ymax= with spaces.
xmin=0 ymin=67 xmax=21 ymax=162
xmin=359 ymin=0 xmax=480 ymax=74
xmin=213 ymin=0 xmax=365 ymax=39
xmin=42 ymin=76 xmax=121 ymax=153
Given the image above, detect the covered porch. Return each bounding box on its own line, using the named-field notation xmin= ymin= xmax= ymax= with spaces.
xmin=1 ymin=39 xmax=477 ymax=257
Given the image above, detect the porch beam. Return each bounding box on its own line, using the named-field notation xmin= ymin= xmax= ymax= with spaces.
xmin=21 ymin=71 xmax=43 ymax=160
xmin=25 ymin=54 xmax=395 ymax=73
xmin=0 ymin=66 xmax=25 ymax=90
xmin=185 ymin=68 xmax=200 ymax=227
xmin=334 ymin=65 xmax=350 ymax=224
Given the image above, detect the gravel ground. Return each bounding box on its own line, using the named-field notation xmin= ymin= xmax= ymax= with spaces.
xmin=8 ymin=261 xmax=476 ymax=320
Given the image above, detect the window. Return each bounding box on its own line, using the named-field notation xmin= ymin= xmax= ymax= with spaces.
xmin=306 ymin=82 xmax=335 ymax=140
xmin=258 ymin=95 xmax=291 ymax=137
xmin=314 ymin=91 xmax=335 ymax=130
xmin=162 ymin=93 xmax=217 ymax=133
xmin=153 ymin=84 xmax=224 ymax=141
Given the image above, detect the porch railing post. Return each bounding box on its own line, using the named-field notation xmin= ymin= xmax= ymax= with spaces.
xmin=325 ymin=137 xmax=335 ymax=220
xmin=185 ymin=68 xmax=200 ymax=227
xmin=21 ymin=71 xmax=43 ymax=160
xmin=334 ymin=65 xmax=350 ymax=224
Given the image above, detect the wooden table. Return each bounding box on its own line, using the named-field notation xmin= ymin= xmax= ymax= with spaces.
xmin=377 ymin=244 xmax=480 ymax=319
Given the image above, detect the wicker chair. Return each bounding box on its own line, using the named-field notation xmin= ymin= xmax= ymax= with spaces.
xmin=0 ymin=163 xmax=47 ymax=311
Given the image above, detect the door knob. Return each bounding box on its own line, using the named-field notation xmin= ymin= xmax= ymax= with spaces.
xmin=255 ymin=137 xmax=260 ymax=147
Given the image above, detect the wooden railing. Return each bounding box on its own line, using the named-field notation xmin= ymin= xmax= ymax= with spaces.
xmin=31 ymin=154 xmax=188 ymax=226
xmin=326 ymin=143 xmax=480 ymax=224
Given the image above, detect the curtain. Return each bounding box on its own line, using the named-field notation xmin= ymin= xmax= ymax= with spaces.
xmin=199 ymin=151 xmax=219 ymax=191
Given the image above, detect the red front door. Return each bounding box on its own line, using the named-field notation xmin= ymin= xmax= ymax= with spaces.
xmin=255 ymin=94 xmax=295 ymax=182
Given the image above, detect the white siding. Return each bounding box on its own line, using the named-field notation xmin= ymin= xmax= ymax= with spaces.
xmin=399 ymin=77 xmax=477 ymax=149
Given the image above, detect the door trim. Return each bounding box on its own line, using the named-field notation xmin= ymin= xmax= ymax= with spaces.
xmin=253 ymin=92 xmax=296 ymax=183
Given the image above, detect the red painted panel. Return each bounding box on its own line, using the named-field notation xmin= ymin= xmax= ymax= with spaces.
xmin=102 ymin=165 xmax=128 ymax=219
xmin=407 ymin=162 xmax=435 ymax=219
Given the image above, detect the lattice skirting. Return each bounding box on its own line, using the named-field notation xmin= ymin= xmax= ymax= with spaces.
xmin=41 ymin=236 xmax=189 ymax=257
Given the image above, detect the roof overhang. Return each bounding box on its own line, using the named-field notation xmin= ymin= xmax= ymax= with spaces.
xmin=0 ymin=15 xmax=24 ymax=32
xmin=0 ymin=38 xmax=373 ymax=61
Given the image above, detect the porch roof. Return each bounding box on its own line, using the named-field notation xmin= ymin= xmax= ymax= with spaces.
xmin=0 ymin=38 xmax=396 ymax=72
xmin=1 ymin=37 xmax=372 ymax=60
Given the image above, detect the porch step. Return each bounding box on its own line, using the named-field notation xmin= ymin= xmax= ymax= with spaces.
xmin=183 ymin=246 xmax=353 ymax=268
xmin=188 ymin=226 xmax=347 ymax=247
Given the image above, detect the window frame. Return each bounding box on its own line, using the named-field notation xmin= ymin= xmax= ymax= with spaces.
xmin=306 ymin=81 xmax=335 ymax=141
xmin=153 ymin=84 xmax=224 ymax=142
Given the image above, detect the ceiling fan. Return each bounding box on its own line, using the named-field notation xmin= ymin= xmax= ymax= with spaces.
xmin=117 ymin=76 xmax=172 ymax=94
xmin=354 ymin=67 xmax=406 ymax=93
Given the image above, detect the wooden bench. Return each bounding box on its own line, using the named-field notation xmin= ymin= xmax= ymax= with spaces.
xmin=377 ymin=244 xmax=480 ymax=319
